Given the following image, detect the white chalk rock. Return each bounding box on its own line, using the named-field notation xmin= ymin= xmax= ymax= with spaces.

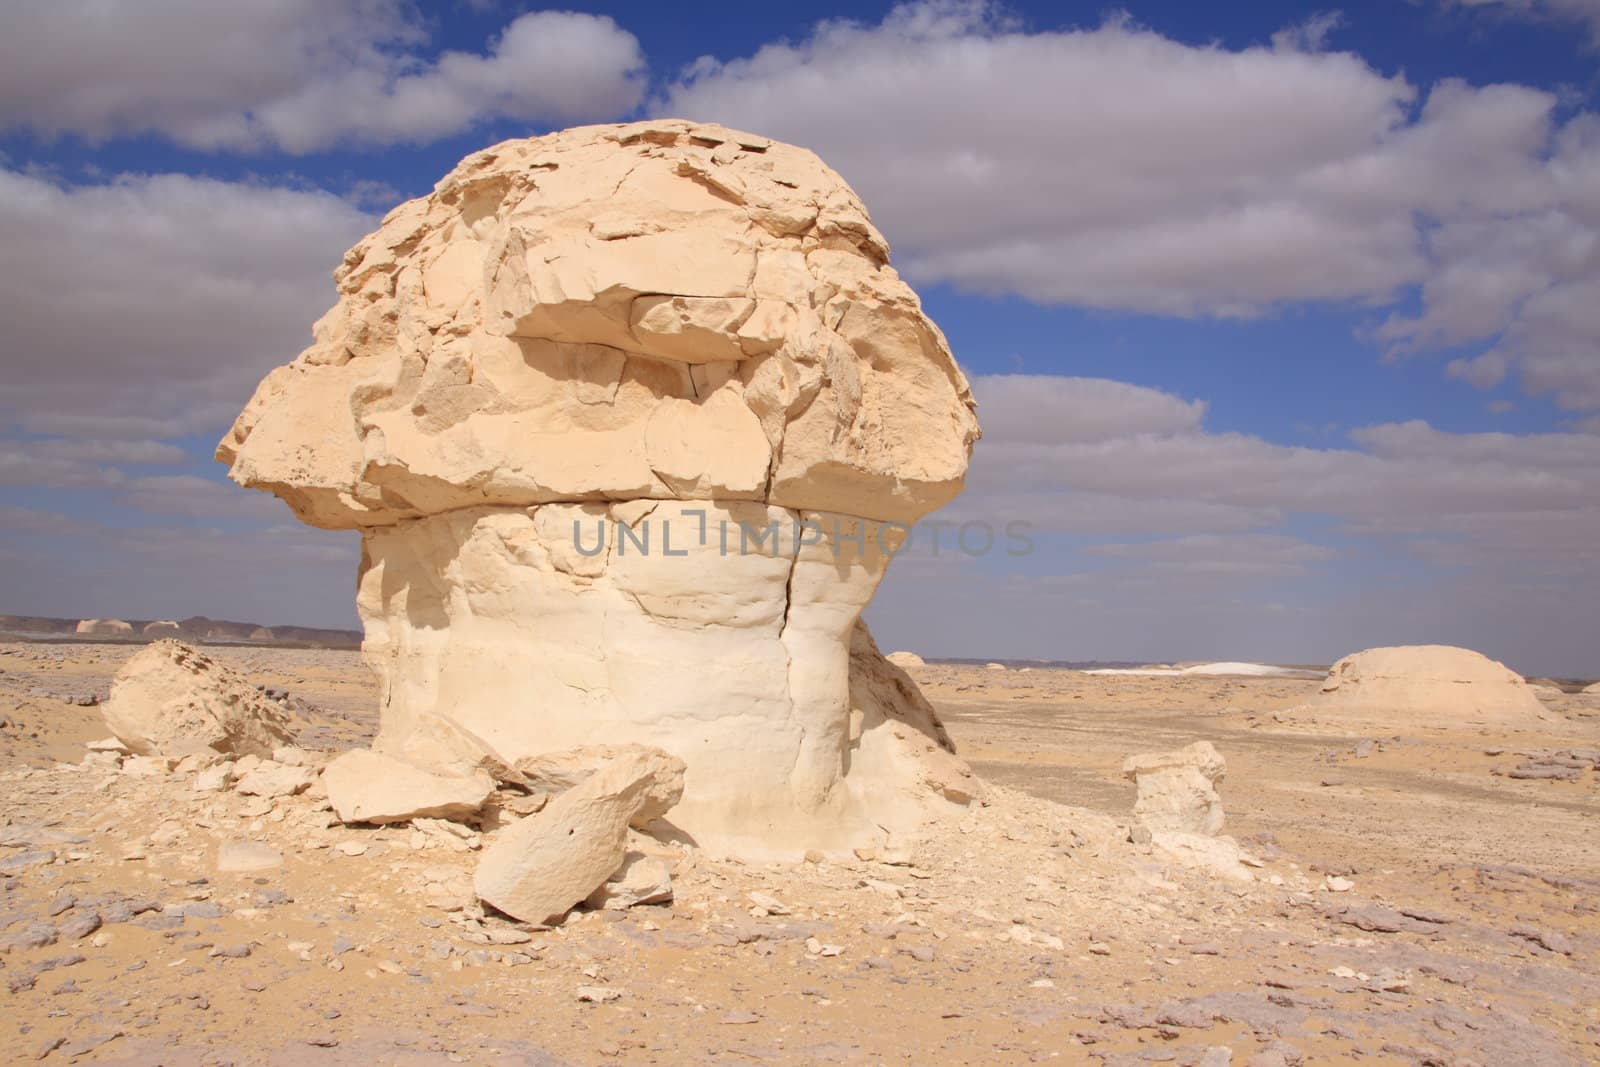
xmin=194 ymin=763 xmax=234 ymax=792
xmin=1123 ymin=741 xmax=1227 ymax=836
xmin=585 ymin=850 xmax=674 ymax=910
xmin=474 ymin=746 xmax=685 ymax=925
xmin=234 ymin=761 xmax=315 ymax=798
xmin=76 ymin=618 xmax=133 ymax=636
xmin=218 ymin=120 xmax=982 ymax=858
xmin=886 ymin=651 xmax=926 ymax=669
xmin=1150 ymin=832 xmax=1256 ymax=883
xmin=101 ymin=641 xmax=293 ymax=758
xmin=322 ymin=749 xmax=494 ymax=825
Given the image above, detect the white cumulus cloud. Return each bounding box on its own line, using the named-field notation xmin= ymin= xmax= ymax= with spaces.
xmin=0 ymin=2 xmax=645 ymax=153
xmin=662 ymin=1 xmax=1600 ymax=409
xmin=0 ymin=168 xmax=374 ymax=442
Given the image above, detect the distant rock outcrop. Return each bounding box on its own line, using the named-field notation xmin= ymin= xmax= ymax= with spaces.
xmin=886 ymin=651 xmax=927 ymax=669
xmin=142 ymin=620 xmax=182 ymax=636
xmin=75 ymin=619 xmax=132 ymax=636
xmin=1299 ymin=645 xmax=1551 ymax=728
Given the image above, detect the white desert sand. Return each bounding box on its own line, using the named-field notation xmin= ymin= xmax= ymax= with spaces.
xmin=1086 ymin=662 xmax=1323 ymax=678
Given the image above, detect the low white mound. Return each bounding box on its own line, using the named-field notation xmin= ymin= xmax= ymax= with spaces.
xmin=886 ymin=651 xmax=926 ymax=670
xmin=1084 ymin=662 xmax=1320 ymax=679
xmin=76 ymin=618 xmax=133 ymax=636
xmin=1298 ymin=644 xmax=1551 ymax=728
xmin=1584 ymin=682 xmax=1600 ymax=696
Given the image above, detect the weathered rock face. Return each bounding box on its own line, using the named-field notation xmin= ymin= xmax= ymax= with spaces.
xmin=1123 ymin=741 xmax=1254 ymax=882
xmin=322 ymin=749 xmax=493 ymax=825
xmin=473 ymin=746 xmax=685 ymax=924
xmin=217 ymin=119 xmax=976 ymax=529
xmin=102 ymin=641 xmax=293 ymax=758
xmin=218 ymin=120 xmax=980 ymax=858
xmin=1306 ymin=645 xmax=1551 ymax=728
xmin=1123 ymin=741 xmax=1226 ymax=836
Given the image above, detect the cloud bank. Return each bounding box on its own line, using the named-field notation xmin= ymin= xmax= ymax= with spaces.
xmin=663 ymin=1 xmax=1600 ymax=411
xmin=0 ymin=1 xmax=645 ymax=152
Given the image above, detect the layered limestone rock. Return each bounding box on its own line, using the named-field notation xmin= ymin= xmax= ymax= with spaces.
xmin=886 ymin=650 xmax=927 ymax=669
xmin=1123 ymin=741 xmax=1254 ymax=882
xmin=1302 ymin=645 xmax=1551 ymax=728
xmin=218 ymin=120 xmax=981 ymax=857
xmin=1122 ymin=741 xmax=1225 ymax=836
xmin=102 ymin=641 xmax=293 ymax=758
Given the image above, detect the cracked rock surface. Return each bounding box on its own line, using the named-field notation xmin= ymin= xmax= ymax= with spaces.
xmin=216 ymin=121 xmax=981 ymax=857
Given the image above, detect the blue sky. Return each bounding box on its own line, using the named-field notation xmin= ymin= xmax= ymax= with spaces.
xmin=2 ymin=1 xmax=1598 ymax=674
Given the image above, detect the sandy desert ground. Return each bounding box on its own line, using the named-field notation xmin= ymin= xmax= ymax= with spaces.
xmin=2 ymin=641 xmax=1598 ymax=1065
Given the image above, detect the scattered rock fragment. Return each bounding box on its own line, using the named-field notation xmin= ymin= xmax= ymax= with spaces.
xmin=474 ymin=746 xmax=685 ymax=925
xmin=585 ymin=851 xmax=673 ymax=910
xmin=216 ymin=841 xmax=283 ymax=873
xmin=1509 ymin=925 xmax=1574 ymax=955
xmin=234 ymin=760 xmax=315 ymax=798
xmin=322 ymin=749 xmax=494 ymax=825
xmin=100 ymin=641 xmax=293 ymax=757
xmin=58 ymin=912 xmax=100 ymax=941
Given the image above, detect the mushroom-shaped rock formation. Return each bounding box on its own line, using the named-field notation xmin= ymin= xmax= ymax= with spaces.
xmin=218 ymin=121 xmax=981 ymax=857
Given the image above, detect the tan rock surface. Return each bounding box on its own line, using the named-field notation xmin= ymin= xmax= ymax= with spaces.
xmin=584 ymin=849 xmax=673 ymax=910
xmin=473 ymin=746 xmax=685 ymax=924
xmin=1123 ymin=740 xmax=1227 ymax=836
xmin=101 ymin=640 xmax=292 ymax=758
xmin=216 ymin=120 xmax=981 ymax=857
xmin=216 ymin=119 xmax=977 ymax=528
xmin=233 ymin=761 xmax=314 ymax=798
xmin=322 ymin=749 xmax=493 ymax=825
